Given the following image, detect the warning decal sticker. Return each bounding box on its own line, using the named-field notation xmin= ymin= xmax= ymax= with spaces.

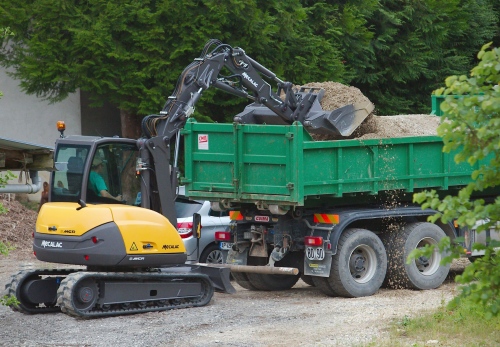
xmin=198 ymin=134 xmax=208 ymax=150
xmin=130 ymin=242 xmax=138 ymax=251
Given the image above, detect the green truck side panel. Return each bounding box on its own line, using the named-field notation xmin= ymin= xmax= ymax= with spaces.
xmin=181 ymin=120 xmax=480 ymax=207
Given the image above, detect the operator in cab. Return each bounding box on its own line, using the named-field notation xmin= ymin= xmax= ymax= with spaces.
xmin=89 ymin=157 xmax=122 ymax=201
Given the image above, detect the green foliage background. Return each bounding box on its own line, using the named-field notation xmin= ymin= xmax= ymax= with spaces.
xmin=0 ymin=0 xmax=498 ymax=123
xmin=413 ymin=43 xmax=500 ymax=317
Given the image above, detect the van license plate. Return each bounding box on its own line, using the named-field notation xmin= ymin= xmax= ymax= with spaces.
xmin=220 ymin=242 xmax=233 ymax=250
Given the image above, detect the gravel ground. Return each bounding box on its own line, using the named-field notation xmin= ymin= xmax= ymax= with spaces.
xmin=0 ymin=252 xmax=468 ymax=347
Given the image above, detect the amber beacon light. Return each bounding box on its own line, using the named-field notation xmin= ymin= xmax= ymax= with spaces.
xmin=56 ymin=121 xmax=66 ymax=137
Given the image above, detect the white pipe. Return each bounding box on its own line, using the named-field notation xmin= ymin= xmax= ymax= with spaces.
xmin=0 ymin=171 xmax=42 ymax=194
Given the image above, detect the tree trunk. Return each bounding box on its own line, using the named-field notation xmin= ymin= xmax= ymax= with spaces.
xmin=120 ymin=109 xmax=142 ymax=139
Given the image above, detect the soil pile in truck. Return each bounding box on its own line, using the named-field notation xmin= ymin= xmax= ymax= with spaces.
xmin=297 ymin=81 xmax=440 ymax=140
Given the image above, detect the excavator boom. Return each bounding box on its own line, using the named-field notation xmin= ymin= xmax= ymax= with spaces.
xmin=138 ymin=39 xmax=373 ymax=222
xmin=141 ymin=39 xmax=373 ymax=141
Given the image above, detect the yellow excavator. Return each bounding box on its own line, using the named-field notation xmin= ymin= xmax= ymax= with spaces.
xmin=4 ymin=39 xmax=371 ymax=318
xmin=5 ymin=132 xmax=235 ymax=318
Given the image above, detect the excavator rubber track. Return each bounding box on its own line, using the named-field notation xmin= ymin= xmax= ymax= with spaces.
xmin=4 ymin=268 xmax=80 ymax=314
xmin=57 ymin=271 xmax=214 ymax=318
xmin=5 ymin=268 xmax=217 ymax=318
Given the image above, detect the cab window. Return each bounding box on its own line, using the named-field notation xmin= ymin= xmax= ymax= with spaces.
xmin=51 ymin=145 xmax=89 ymax=202
xmin=86 ymin=143 xmax=140 ymax=205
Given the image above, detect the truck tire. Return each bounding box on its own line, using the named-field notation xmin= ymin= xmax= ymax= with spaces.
xmin=381 ymin=222 xmax=450 ymax=290
xmin=232 ymin=272 xmax=259 ymax=290
xmin=314 ymin=228 xmax=387 ymax=298
xmin=245 ymin=273 xmax=300 ymax=291
xmin=300 ymin=274 xmax=315 ymax=286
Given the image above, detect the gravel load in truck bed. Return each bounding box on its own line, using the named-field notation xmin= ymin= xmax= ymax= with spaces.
xmin=297 ymin=81 xmax=440 ymax=140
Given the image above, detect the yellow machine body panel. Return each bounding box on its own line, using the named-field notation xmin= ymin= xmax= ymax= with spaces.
xmin=37 ymin=203 xmax=113 ymax=236
xmin=36 ymin=202 xmax=185 ymax=255
xmin=109 ymin=205 xmax=186 ymax=255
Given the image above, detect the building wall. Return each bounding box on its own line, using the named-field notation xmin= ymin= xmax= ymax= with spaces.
xmin=0 ymin=69 xmax=122 ymax=204
xmin=0 ymin=69 xmax=82 ymax=147
xmin=0 ymin=68 xmax=82 ymax=202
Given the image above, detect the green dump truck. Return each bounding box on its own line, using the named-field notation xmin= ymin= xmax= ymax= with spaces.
xmin=181 ymin=119 xmax=494 ymax=297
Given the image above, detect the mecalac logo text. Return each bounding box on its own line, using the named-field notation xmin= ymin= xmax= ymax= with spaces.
xmin=162 ymin=245 xmax=180 ymax=250
xmin=255 ymin=216 xmax=270 ymax=222
xmin=242 ymin=72 xmax=258 ymax=88
xmin=41 ymin=240 xmax=62 ymax=248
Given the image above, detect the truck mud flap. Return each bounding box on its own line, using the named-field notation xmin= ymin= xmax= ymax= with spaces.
xmin=304 ymin=250 xmax=332 ymax=277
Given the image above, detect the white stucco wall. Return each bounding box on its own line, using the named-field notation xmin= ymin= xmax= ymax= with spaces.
xmin=0 ymin=68 xmax=82 ymax=202
xmin=0 ymin=68 xmax=81 ymax=147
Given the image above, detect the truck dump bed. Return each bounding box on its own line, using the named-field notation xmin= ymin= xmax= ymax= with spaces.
xmin=181 ymin=120 xmax=478 ymax=207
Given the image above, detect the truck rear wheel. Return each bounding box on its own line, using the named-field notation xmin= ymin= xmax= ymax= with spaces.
xmin=314 ymin=228 xmax=387 ymax=298
xmin=232 ymin=272 xmax=259 ymax=290
xmin=245 ymin=273 xmax=300 ymax=291
xmin=300 ymin=274 xmax=315 ymax=286
xmin=381 ymin=222 xmax=450 ymax=290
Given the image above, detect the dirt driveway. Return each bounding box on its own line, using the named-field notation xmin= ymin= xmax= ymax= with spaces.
xmin=0 ymin=253 xmax=466 ymax=347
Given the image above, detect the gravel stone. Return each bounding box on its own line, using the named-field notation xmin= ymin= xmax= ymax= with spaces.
xmin=296 ymin=81 xmax=440 ymax=140
xmin=0 ymin=254 xmax=468 ymax=347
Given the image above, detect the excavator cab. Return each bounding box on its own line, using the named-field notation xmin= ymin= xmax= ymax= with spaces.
xmin=50 ymin=136 xmax=140 ymax=206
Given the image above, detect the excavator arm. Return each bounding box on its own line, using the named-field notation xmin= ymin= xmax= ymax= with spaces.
xmin=141 ymin=39 xmax=297 ymax=140
xmin=137 ymin=39 xmax=373 ymax=224
xmin=141 ymin=39 xmax=374 ymax=140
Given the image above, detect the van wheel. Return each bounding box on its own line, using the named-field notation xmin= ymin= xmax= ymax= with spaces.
xmin=314 ymin=228 xmax=387 ymax=298
xmin=381 ymin=222 xmax=450 ymax=290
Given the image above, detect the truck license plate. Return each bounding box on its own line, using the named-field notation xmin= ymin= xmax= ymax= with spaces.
xmin=220 ymin=242 xmax=233 ymax=251
xmin=306 ymin=246 xmax=325 ymax=261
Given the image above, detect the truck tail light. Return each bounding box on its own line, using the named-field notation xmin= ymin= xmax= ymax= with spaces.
xmin=304 ymin=236 xmax=323 ymax=246
xmin=215 ymin=231 xmax=231 ymax=241
xmin=177 ymin=222 xmax=193 ymax=239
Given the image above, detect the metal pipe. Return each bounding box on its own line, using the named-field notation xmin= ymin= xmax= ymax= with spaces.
xmin=0 ymin=170 xmax=42 ymax=194
xmin=194 ymin=263 xmax=299 ymax=275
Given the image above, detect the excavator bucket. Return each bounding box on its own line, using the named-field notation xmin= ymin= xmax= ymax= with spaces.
xmin=338 ymin=103 xmax=375 ymax=136
xmin=233 ymin=86 xmax=374 ymax=138
xmin=297 ymin=87 xmax=375 ymax=137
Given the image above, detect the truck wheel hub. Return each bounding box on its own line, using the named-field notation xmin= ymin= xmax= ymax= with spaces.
xmin=416 ymin=256 xmax=429 ymax=269
xmin=350 ymin=254 xmax=366 ymax=274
